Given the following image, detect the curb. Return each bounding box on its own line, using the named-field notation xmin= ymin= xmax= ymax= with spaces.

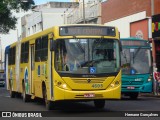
xmin=140 ymin=93 xmax=160 ymax=97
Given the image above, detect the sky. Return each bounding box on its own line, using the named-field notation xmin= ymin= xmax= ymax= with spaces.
xmin=0 ymin=0 xmax=75 ymax=52
xmin=34 ymin=0 xmax=71 ymax=5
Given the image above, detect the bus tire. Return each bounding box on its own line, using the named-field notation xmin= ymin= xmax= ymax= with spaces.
xmin=44 ymin=88 xmax=53 ymax=110
xmin=94 ymin=100 xmax=105 ymax=109
xmin=22 ymin=82 xmax=30 ymax=102
xmin=10 ymin=89 xmax=15 ymax=98
xmin=9 ymin=82 xmax=15 ymax=98
xmin=42 ymin=86 xmax=53 ymax=110
xmin=130 ymin=93 xmax=139 ymax=100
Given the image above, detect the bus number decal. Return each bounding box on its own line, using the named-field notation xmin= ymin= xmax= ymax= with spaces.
xmin=92 ymin=84 xmax=103 ymax=88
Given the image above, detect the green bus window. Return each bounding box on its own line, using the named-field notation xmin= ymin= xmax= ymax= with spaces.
xmin=21 ymin=42 xmax=29 ymax=63
xmin=35 ymin=37 xmax=42 ymax=62
xmin=24 ymin=42 xmax=29 ymax=63
xmin=12 ymin=47 xmax=16 ymax=64
xmin=8 ymin=47 xmax=16 ymax=65
xmin=21 ymin=43 xmax=24 ymax=63
xmin=41 ymin=35 xmax=48 ymax=61
xmin=8 ymin=48 xmax=12 ymax=65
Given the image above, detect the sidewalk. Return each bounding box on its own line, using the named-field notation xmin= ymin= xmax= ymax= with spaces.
xmin=140 ymin=93 xmax=160 ymax=97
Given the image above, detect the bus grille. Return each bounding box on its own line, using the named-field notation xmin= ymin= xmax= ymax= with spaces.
xmin=122 ymin=81 xmax=144 ymax=85
xmin=71 ymin=78 xmax=106 ymax=84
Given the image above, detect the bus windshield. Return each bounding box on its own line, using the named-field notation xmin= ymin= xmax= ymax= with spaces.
xmin=55 ymin=38 xmax=120 ymax=75
xmin=121 ymin=48 xmax=151 ymax=74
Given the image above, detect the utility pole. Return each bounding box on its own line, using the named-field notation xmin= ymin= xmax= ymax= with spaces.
xmin=83 ymin=0 xmax=86 ymax=23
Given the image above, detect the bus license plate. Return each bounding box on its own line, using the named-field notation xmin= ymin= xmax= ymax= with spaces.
xmin=84 ymin=93 xmax=95 ymax=98
xmin=127 ymin=86 xmax=135 ymax=89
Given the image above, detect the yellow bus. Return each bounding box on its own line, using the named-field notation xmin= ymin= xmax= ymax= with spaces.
xmin=5 ymin=24 xmax=121 ymax=110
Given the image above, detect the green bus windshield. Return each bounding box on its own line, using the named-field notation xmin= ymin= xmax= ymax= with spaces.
xmin=121 ymin=40 xmax=151 ymax=75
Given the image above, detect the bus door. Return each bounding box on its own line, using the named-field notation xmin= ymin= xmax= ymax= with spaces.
xmin=30 ymin=45 xmax=35 ymax=94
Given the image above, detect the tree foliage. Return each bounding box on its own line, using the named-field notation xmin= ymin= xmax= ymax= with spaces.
xmin=0 ymin=0 xmax=34 ymax=34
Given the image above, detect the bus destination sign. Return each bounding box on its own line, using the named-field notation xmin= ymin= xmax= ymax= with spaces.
xmin=59 ymin=26 xmax=116 ymax=36
xmin=121 ymin=40 xmax=149 ymax=46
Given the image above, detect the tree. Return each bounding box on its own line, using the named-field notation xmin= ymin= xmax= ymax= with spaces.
xmin=0 ymin=0 xmax=34 ymax=34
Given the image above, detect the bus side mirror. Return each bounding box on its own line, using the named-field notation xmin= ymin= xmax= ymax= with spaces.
xmin=50 ymin=40 xmax=56 ymax=51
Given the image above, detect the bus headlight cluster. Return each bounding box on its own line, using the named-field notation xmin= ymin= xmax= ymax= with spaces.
xmin=56 ymin=80 xmax=68 ymax=90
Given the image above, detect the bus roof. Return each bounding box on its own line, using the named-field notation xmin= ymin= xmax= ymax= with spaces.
xmin=6 ymin=24 xmax=118 ymax=48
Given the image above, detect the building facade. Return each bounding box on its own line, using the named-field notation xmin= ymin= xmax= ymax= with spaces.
xmin=102 ymin=0 xmax=160 ymax=39
xmin=21 ymin=2 xmax=79 ymax=38
xmin=67 ymin=0 xmax=102 ymax=24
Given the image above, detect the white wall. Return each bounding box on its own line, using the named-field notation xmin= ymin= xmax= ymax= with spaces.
xmin=104 ymin=11 xmax=147 ymax=38
xmin=26 ymin=8 xmax=73 ymax=36
xmin=42 ymin=8 xmax=70 ymax=29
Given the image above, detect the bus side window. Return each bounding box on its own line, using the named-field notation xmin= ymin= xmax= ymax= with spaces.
xmin=35 ymin=37 xmax=42 ymax=62
xmin=41 ymin=35 xmax=48 ymax=61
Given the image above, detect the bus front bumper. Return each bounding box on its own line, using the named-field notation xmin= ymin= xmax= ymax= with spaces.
xmin=52 ymin=85 xmax=121 ymax=101
xmin=122 ymin=82 xmax=152 ymax=93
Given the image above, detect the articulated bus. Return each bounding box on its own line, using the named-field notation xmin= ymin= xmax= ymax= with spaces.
xmin=120 ymin=37 xmax=153 ymax=99
xmin=5 ymin=25 xmax=121 ymax=110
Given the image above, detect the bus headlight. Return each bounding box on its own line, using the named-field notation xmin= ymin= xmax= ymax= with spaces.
xmin=62 ymin=84 xmax=67 ymax=89
xmin=148 ymin=78 xmax=152 ymax=82
xmin=148 ymin=76 xmax=152 ymax=82
xmin=110 ymin=84 xmax=115 ymax=87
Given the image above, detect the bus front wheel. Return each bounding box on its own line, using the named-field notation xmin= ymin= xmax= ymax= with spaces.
xmin=94 ymin=100 xmax=105 ymax=109
xmin=9 ymin=85 xmax=15 ymax=98
xmin=44 ymin=88 xmax=53 ymax=110
xmin=9 ymin=88 xmax=16 ymax=98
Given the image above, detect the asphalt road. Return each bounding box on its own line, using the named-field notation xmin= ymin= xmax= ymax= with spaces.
xmin=0 ymin=86 xmax=160 ymax=118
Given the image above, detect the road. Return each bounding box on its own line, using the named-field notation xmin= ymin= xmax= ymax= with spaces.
xmin=0 ymin=87 xmax=160 ymax=118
